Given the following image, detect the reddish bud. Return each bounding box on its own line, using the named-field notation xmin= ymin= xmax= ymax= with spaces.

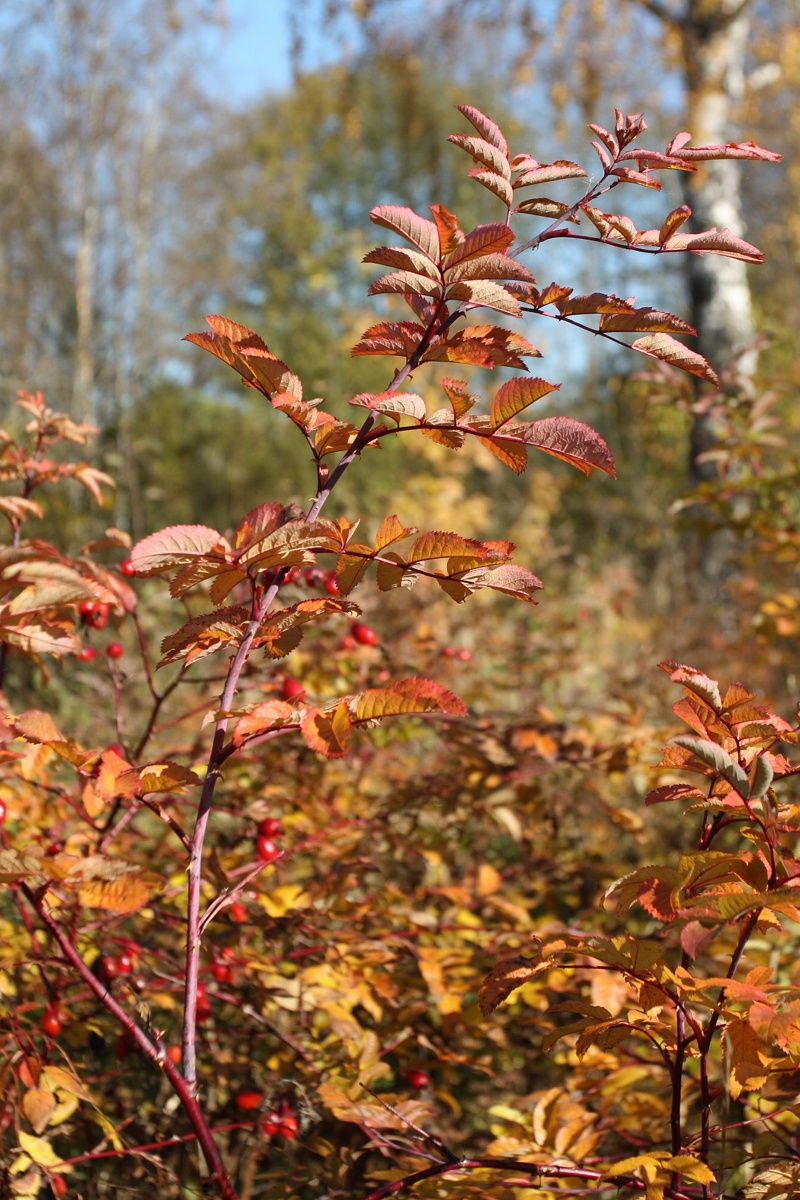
xmin=440 ymin=645 xmax=457 ymax=659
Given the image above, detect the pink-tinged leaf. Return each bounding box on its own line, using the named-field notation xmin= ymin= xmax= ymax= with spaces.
xmin=351 ymin=319 xmax=424 ymax=359
xmin=131 ymin=525 xmax=230 ymax=575
xmin=408 ymin=531 xmax=484 ymax=563
xmin=446 ymin=280 xmax=521 ymax=317
xmin=362 ymin=246 xmax=441 ymax=279
xmin=513 ymin=161 xmax=588 ymax=188
xmin=301 ymin=703 xmax=351 ymax=758
xmin=680 ymin=920 xmax=718 ymax=960
xmin=204 ymin=314 xmax=267 ymax=346
xmin=353 ymin=676 xmax=466 ymax=721
xmin=669 ymin=139 xmax=782 ymax=163
xmin=511 ymin=416 xmax=616 ymax=477
xmin=660 ymin=661 xmax=722 ymax=709
xmin=447 ymin=134 xmax=510 ymax=179
xmin=367 ymin=270 xmax=442 ymax=298
xmin=610 ymin=166 xmax=662 ymax=189
xmin=513 ymin=197 xmax=580 ymax=222
xmin=459 ymin=563 xmax=543 ymax=603
xmin=683 ymin=227 xmax=764 ymax=263
xmin=556 ymin=292 xmax=634 ymax=316
xmin=443 ymin=249 xmax=537 ymax=284
xmin=659 ymin=204 xmax=692 ymax=245
xmin=350 ymin=391 xmax=427 ymax=423
xmin=444 ymin=253 xmax=536 ymax=286
xmin=370 ymin=205 xmax=439 ymax=261
xmin=587 ymin=123 xmax=618 ymax=155
xmin=444 ymin=223 xmax=514 ymax=268
xmin=426 ymin=328 xmax=540 ymax=370
xmin=490 ymin=377 xmax=560 ymax=429
xmin=169 ymin=558 xmax=243 ymax=599
xmin=158 ymin=607 xmax=248 ymax=667
xmin=473 ymin=434 xmax=528 ymax=475
xmin=238 ymin=517 xmax=343 ymax=569
xmin=632 ymin=334 xmax=718 ymax=385
xmin=467 ymin=169 xmax=514 ymax=207
xmin=73 ymin=466 xmax=115 ymax=505
xmin=619 ymin=148 xmax=694 ymax=171
xmin=375 ymin=515 xmax=417 ymax=550
xmin=590 ymin=139 xmax=613 ymax=172
xmin=232 ymin=700 xmax=297 ymax=747
xmin=455 ymin=104 xmax=509 ymax=158
xmin=235 ymin=503 xmax=300 ymax=551
xmin=600 ymin=308 xmax=695 ymax=335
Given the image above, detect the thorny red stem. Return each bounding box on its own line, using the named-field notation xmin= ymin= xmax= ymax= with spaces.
xmin=19 ymin=882 xmax=237 ymax=1199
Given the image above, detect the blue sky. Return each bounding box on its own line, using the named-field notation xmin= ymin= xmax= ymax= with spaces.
xmin=208 ymin=0 xmax=342 ymax=101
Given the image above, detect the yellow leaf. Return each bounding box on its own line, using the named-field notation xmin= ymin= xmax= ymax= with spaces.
xmin=17 ymin=1131 xmax=64 ymax=1167
xmin=259 ymin=885 xmax=310 ymax=917
xmin=91 ymin=1109 xmax=124 ymax=1150
xmin=78 ymin=875 xmax=154 ymax=913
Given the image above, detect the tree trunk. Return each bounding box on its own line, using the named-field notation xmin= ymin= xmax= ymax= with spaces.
xmin=679 ymin=0 xmax=755 ymax=483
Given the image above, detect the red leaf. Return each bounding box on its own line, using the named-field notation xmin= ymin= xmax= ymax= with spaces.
xmin=428 ymin=204 xmax=462 ymax=257
xmin=511 ymin=416 xmax=616 ymax=477
xmin=490 ymin=377 xmax=560 ymax=429
xmin=446 ymin=280 xmax=521 ymax=317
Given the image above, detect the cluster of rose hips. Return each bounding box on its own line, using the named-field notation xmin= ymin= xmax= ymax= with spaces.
xmin=75 ymin=557 xmax=136 ymax=662
xmin=235 ymin=1092 xmax=299 ymax=1140
xmin=440 ymin=645 xmax=472 ymax=662
xmin=255 ymin=815 xmax=283 ymax=864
